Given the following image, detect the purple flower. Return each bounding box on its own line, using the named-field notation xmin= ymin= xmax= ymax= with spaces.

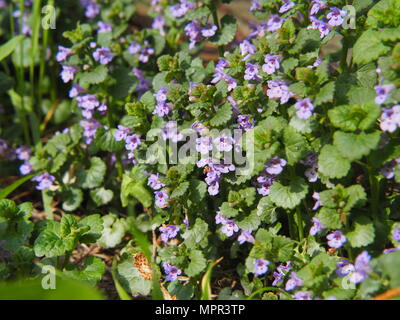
xmin=381 ymin=159 xmax=400 ymax=179
xmin=336 ymin=259 xmax=355 ymax=277
xmin=327 ymin=230 xmax=347 ymax=248
xmin=238 ymin=230 xmax=255 ymax=244
xmin=265 ymin=156 xmax=287 ymax=175
xmin=60 ymin=65 xmax=78 ymax=83
xmin=169 ymin=0 xmax=195 ymax=18
xmin=85 ymin=2 xmax=100 ymax=19
xmin=254 ymin=259 xmax=269 ymax=276
xmin=56 ymin=46 xmax=73 ymax=63
xmin=249 ymin=0 xmax=262 ymax=11
xmin=155 ymin=190 xmax=169 ymax=208
xmin=309 ymin=217 xmax=326 ymax=236
xmin=196 ymin=136 xmax=213 ymax=154
xmin=152 ymin=16 xmax=165 ymax=36
xmin=375 ymin=84 xmax=395 ymax=105
xmin=163 ymin=263 xmax=182 ymax=281
xmin=221 ymin=220 xmax=239 ymax=237
xmin=225 ymin=75 xmax=238 ymax=92
xmin=80 ymin=119 xmax=101 ymax=144
xmin=162 ymin=121 xmax=183 ymax=143
xmin=159 ymin=225 xmax=180 ymax=242
xmin=272 ymin=262 xmax=292 ymax=286
xmin=294 ymin=98 xmax=315 ymax=119
xmin=279 ymin=0 xmax=295 ymax=13
xmin=129 ymin=41 xmax=141 ymax=54
xmin=240 ymin=40 xmax=256 ymax=61
xmin=349 ymin=251 xmax=371 ymax=284
xmin=147 ymin=173 xmax=165 ymax=190
xmin=125 ymin=134 xmax=141 ymax=151
xmin=310 ymin=0 xmax=327 ymax=15
xmin=93 ymin=47 xmax=114 ymax=65
xmin=132 ymin=68 xmax=151 ymax=95
xmin=15 ymin=146 xmax=31 ymax=161
xmin=139 ymin=46 xmax=155 ymax=63
xmin=308 ymin=16 xmax=331 ymax=38
xmin=266 ymin=80 xmax=293 ymax=104
xmin=153 ymin=103 xmax=172 ymax=117
xmin=154 ymin=87 xmax=168 ymax=104
xmin=184 ymin=20 xmax=203 ymax=49
xmin=305 ymin=167 xmax=319 ymax=183
xmin=97 ymin=21 xmax=112 ymax=33
xmin=201 ymin=23 xmax=218 ymax=37
xmin=214 ymin=134 xmax=235 ymax=152
xmin=32 ymin=173 xmax=55 ymax=191
xmin=69 ymin=84 xmax=85 ymax=98
xmin=262 ymin=54 xmax=281 ymax=75
xmin=312 ymin=192 xmax=322 ymax=210
xmin=380 ymin=106 xmax=400 ymax=133
xmin=266 ymin=15 xmax=285 ymax=33
xmin=383 ymin=247 xmax=400 ymax=254
xmin=114 ymin=125 xmax=131 ymax=142
xmin=285 ymin=272 xmax=303 ymax=291
xmin=244 ymin=63 xmax=261 ymax=81
xmin=392 ymin=228 xmax=400 ymax=242
xmin=293 ymin=291 xmax=312 ymax=300
xmin=19 ymin=163 xmax=33 ymax=175
xmin=326 ymin=7 xmax=347 ymax=27
xmin=237 ymin=115 xmax=255 ymax=131
xmin=256 ymin=174 xmax=277 ymax=196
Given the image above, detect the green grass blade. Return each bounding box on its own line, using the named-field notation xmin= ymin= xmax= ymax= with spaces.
xmin=200 ymin=257 xmax=223 ymax=300
xmin=0 ymin=35 xmax=24 ymax=62
xmin=111 ymin=259 xmax=132 ymax=300
xmin=0 ymin=173 xmax=36 ymax=200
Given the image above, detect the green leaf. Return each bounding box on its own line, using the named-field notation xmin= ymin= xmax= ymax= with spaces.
xmin=78 ymin=214 xmax=104 ymax=244
xmin=79 ymin=65 xmax=108 ymax=85
xmin=76 ymin=157 xmax=106 ymax=189
xmin=376 ymin=250 xmax=400 ymax=287
xmin=185 ymin=250 xmax=207 ymax=277
xmin=269 ymin=177 xmax=309 ymax=209
xmin=121 ymin=173 xmax=153 ymax=208
xmin=318 ymin=144 xmax=351 ymax=179
xmin=353 ymin=30 xmax=390 ymax=64
xmin=94 ymin=128 xmax=125 ymax=152
xmin=328 ymin=103 xmax=380 ymax=132
xmin=0 ymin=200 xmax=33 ymax=252
xmin=283 ymin=126 xmax=308 ymax=165
xmin=346 ymin=216 xmax=375 ymax=248
xmin=62 ymin=187 xmax=83 ymax=212
xmin=209 ymin=102 xmax=232 ymax=126
xmin=0 ymin=35 xmax=24 ymax=62
xmin=171 ymin=181 xmax=189 ymax=199
xmin=316 ymin=208 xmax=342 ymax=229
xmin=110 ymin=67 xmax=138 ymax=99
xmin=237 ymin=211 xmax=261 ymax=230
xmin=219 ymin=202 xmax=239 ymax=218
xmin=182 ymin=218 xmax=209 ymax=249
xmin=97 ymin=214 xmax=126 ymax=249
xmin=64 ymin=256 xmax=106 ymax=283
xmin=209 ymin=15 xmax=237 ymax=46
xmin=34 ymin=220 xmax=77 ymax=258
xmin=333 ymin=131 xmax=381 ymax=161
xmin=117 ymin=257 xmax=151 ymax=296
xmin=314 ymin=81 xmax=335 ymax=106
xmin=90 ymin=187 xmax=114 ymax=206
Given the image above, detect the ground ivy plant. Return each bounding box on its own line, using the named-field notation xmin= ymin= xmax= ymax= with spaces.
xmin=1 ymin=0 xmax=400 ymax=300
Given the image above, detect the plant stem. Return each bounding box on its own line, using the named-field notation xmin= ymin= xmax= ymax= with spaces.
xmin=296 ymin=207 xmax=304 ymax=241
xmin=369 ymin=171 xmax=379 ymax=220
xmin=287 ymin=211 xmax=297 ymax=240
xmin=209 ymin=2 xmax=224 ymax=57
